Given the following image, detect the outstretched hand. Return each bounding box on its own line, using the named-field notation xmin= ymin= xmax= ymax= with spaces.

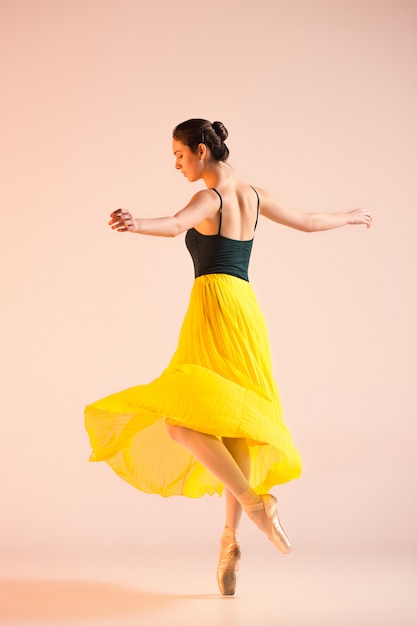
xmin=348 ymin=209 xmax=373 ymax=229
xmin=109 ymin=209 xmax=137 ymax=232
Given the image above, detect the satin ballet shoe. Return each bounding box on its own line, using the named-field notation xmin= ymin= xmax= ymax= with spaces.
xmin=243 ymin=494 xmax=292 ymax=554
xmin=216 ymin=536 xmax=241 ymax=596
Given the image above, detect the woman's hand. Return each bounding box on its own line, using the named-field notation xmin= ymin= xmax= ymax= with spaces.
xmin=347 ymin=208 xmax=373 ymax=229
xmin=109 ymin=209 xmax=137 ymax=232
xmin=107 ymin=189 xmax=220 ymax=237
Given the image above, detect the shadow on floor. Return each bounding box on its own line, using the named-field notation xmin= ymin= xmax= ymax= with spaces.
xmin=0 ymin=579 xmax=215 ymax=620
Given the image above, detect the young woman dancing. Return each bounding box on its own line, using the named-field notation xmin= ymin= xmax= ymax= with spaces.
xmin=85 ymin=118 xmax=372 ymax=596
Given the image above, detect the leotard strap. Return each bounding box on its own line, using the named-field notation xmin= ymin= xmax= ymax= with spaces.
xmin=250 ymin=186 xmax=260 ymax=232
xmin=210 ymin=188 xmax=223 ymax=235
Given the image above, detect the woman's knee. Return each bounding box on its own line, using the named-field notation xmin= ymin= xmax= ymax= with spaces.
xmin=222 ymin=437 xmax=248 ymax=454
xmin=166 ymin=422 xmax=183 ymax=443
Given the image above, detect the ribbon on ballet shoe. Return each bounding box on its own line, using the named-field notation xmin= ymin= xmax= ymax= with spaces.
xmin=237 ymin=488 xmax=263 ymax=512
xmin=241 ymin=500 xmax=264 ymax=512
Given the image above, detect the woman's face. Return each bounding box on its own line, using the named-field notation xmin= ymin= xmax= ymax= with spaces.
xmin=172 ymin=139 xmax=204 ymax=182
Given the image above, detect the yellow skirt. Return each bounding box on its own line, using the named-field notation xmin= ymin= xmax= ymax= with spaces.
xmin=85 ymin=274 xmax=302 ymax=497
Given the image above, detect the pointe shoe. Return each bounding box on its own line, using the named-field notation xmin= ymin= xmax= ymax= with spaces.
xmin=216 ymin=537 xmax=241 ymax=596
xmin=243 ymin=494 xmax=292 ymax=554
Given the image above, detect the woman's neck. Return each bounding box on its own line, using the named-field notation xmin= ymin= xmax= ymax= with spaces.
xmin=202 ymin=162 xmax=232 ymax=189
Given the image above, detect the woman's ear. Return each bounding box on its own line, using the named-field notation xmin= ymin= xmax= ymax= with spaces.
xmin=198 ymin=143 xmax=207 ymax=159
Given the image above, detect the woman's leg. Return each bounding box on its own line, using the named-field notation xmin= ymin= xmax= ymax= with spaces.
xmin=166 ymin=423 xmax=271 ymax=537
xmin=216 ymin=439 xmax=249 ymax=596
xmin=166 ymin=426 xmax=254 ymax=595
xmin=166 ymin=424 xmax=252 ymax=498
xmin=222 ymin=437 xmax=251 ymax=536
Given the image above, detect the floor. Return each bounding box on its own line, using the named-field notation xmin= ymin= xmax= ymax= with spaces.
xmin=0 ymin=545 xmax=416 ymax=626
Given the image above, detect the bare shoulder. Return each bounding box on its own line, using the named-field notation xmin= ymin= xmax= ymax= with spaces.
xmin=189 ymin=188 xmax=222 ymax=206
xmin=248 ymin=186 xmax=286 ymax=217
xmin=250 ymin=186 xmax=312 ymax=231
xmin=249 ymin=186 xmax=274 ymax=207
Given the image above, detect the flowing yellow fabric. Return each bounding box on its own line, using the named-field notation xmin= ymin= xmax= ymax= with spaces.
xmin=85 ymin=274 xmax=302 ymax=497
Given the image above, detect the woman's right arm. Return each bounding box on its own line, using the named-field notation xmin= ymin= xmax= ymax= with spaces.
xmin=109 ymin=189 xmax=220 ymax=237
xmin=256 ymin=187 xmax=372 ymax=232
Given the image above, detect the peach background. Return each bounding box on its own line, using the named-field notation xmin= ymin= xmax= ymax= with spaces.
xmin=1 ymin=0 xmax=416 ymax=561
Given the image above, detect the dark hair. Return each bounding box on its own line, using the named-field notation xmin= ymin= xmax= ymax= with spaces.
xmin=173 ymin=118 xmax=229 ymax=162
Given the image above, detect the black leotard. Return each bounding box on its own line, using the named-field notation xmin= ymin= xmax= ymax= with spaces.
xmin=185 ymin=187 xmax=259 ymax=282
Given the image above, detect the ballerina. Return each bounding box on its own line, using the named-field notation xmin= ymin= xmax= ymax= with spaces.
xmin=85 ymin=118 xmax=372 ymax=595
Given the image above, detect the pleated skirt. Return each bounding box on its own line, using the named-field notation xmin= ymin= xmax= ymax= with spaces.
xmin=84 ymin=273 xmax=302 ymax=497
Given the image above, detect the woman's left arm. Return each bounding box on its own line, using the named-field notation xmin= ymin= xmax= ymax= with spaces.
xmin=307 ymin=208 xmax=373 ymax=231
xmin=257 ymin=187 xmax=372 ymax=232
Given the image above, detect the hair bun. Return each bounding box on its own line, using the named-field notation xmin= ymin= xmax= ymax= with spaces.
xmin=212 ymin=121 xmax=228 ymax=142
xmin=173 ymin=118 xmax=230 ymax=162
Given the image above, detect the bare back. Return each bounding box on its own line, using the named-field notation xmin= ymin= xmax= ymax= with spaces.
xmin=195 ymin=181 xmax=259 ymax=241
